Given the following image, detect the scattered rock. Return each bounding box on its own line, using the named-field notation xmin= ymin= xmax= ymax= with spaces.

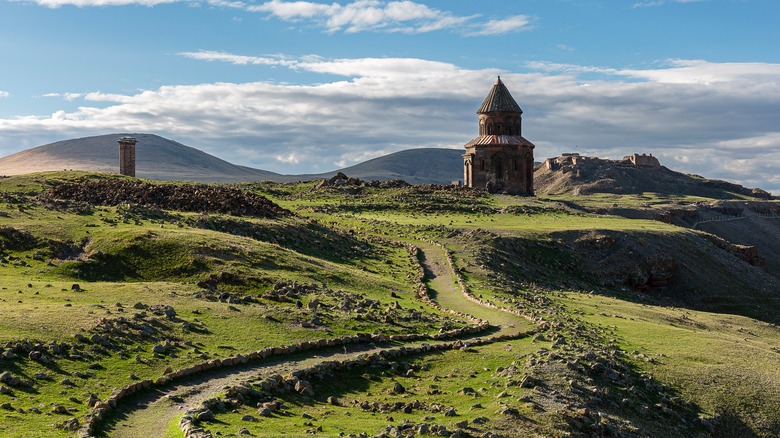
xmin=195 ymin=409 xmax=214 ymax=422
xmin=55 ymin=417 xmax=79 ymax=431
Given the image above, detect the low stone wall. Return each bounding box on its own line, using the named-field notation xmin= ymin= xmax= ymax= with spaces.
xmin=81 ymin=239 xmax=537 ymax=437
xmin=80 ymin=321 xmax=491 ymax=437
xmin=179 ymin=330 xmax=532 ymax=438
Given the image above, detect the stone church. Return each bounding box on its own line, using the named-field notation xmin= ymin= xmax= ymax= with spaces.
xmin=463 ymin=77 xmax=535 ymax=195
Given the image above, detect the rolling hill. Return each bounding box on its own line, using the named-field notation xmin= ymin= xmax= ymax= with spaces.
xmin=0 ymin=133 xmax=464 ymax=184
xmin=289 ymin=147 xmax=464 ymax=184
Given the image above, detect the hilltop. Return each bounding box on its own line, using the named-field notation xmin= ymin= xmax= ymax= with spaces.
xmin=0 ymin=133 xmax=463 ymax=184
xmin=535 ymin=153 xmax=775 ymax=199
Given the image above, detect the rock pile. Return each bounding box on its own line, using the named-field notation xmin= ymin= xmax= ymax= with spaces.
xmin=176 ymin=332 xmax=523 ymax=438
xmin=260 ymin=281 xmax=320 ymax=302
xmin=0 ymin=227 xmax=39 ymax=252
xmin=315 ymin=173 xmax=409 ymax=189
xmin=44 ymin=179 xmax=288 ymax=218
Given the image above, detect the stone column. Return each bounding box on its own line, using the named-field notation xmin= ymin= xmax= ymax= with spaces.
xmin=118 ymin=137 xmax=137 ymax=177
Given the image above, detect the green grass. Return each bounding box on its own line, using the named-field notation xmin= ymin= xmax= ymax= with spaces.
xmin=0 ymin=175 xmax=475 ymax=436
xmin=1 ymin=174 xmax=779 ymax=437
xmin=559 ymin=291 xmax=780 ymax=435
xmin=205 ymin=338 xmax=549 ymax=437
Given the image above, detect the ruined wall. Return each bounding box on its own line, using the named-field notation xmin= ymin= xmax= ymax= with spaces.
xmin=464 ymin=144 xmax=534 ymax=195
xmin=624 ymin=153 xmax=660 ymax=168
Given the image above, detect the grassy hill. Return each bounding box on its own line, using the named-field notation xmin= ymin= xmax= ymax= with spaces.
xmin=0 ymin=172 xmax=779 ymax=437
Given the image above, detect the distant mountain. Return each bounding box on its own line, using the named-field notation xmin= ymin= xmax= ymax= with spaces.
xmin=0 ymin=133 xmax=464 ymax=184
xmin=0 ymin=134 xmax=281 ymax=183
xmin=289 ymin=148 xmax=464 ymax=184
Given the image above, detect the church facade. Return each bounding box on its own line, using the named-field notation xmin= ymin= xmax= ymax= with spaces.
xmin=463 ymin=77 xmax=535 ymax=195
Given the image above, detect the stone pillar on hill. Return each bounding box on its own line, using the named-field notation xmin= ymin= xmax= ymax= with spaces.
xmin=118 ymin=137 xmax=137 ymax=177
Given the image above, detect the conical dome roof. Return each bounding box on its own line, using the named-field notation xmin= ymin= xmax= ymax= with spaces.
xmin=477 ymin=76 xmax=522 ymax=114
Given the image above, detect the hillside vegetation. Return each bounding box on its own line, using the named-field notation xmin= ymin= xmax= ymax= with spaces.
xmin=0 ymin=171 xmax=779 ymax=437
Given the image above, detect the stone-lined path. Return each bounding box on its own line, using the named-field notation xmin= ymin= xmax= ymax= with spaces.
xmin=102 ymin=243 xmax=532 ymax=437
xmin=416 ymin=241 xmax=526 ymax=335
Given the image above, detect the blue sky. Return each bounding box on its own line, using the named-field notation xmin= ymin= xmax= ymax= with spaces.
xmin=1 ymin=0 xmax=779 ymax=193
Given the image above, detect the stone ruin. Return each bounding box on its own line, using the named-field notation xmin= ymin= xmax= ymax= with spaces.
xmin=118 ymin=137 xmax=137 ymax=177
xmin=543 ymin=152 xmax=660 ymax=173
xmin=623 ymin=153 xmax=661 ymax=168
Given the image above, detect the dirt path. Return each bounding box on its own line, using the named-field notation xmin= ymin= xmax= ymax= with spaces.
xmin=103 ymin=344 xmax=391 ymax=438
xmin=416 ymin=241 xmax=526 ymax=334
xmin=102 ymin=244 xmax=530 ymax=437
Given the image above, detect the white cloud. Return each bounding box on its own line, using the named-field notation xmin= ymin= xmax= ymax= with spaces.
xmin=556 ymin=44 xmax=575 ymax=52
xmin=528 ymin=59 xmax=780 ymax=85
xmin=83 ymin=92 xmax=137 ymax=103
xmin=335 ymin=148 xmax=389 ymax=168
xmin=275 ymin=152 xmax=300 ymax=164
xmin=0 ymin=91 xmax=9 ymax=98
xmin=248 ymin=0 xmax=331 ymax=19
xmin=249 ymin=0 xmax=473 ymax=34
xmin=179 ymin=51 xmax=296 ymax=67
xmin=465 ymin=15 xmax=532 ymax=36
xmin=633 ymin=0 xmax=705 ymax=7
xmin=617 ymin=60 xmax=780 ymax=85
xmin=43 ymin=92 xmax=83 ymax=101
xmin=32 ymin=0 xmax=177 ymax=7
xmin=22 ymin=0 xmax=524 ymax=36
xmin=0 ymin=56 xmax=778 ymax=194
xmin=297 ymin=56 xmax=464 ymax=79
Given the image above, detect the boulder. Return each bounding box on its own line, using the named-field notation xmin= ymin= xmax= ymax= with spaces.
xmin=195 ymin=409 xmax=214 ymax=422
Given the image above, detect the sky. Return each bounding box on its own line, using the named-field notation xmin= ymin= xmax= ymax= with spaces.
xmin=0 ymin=0 xmax=779 ymax=193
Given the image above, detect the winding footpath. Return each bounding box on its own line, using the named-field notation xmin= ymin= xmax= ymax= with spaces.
xmin=99 ymin=243 xmax=534 ymax=438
